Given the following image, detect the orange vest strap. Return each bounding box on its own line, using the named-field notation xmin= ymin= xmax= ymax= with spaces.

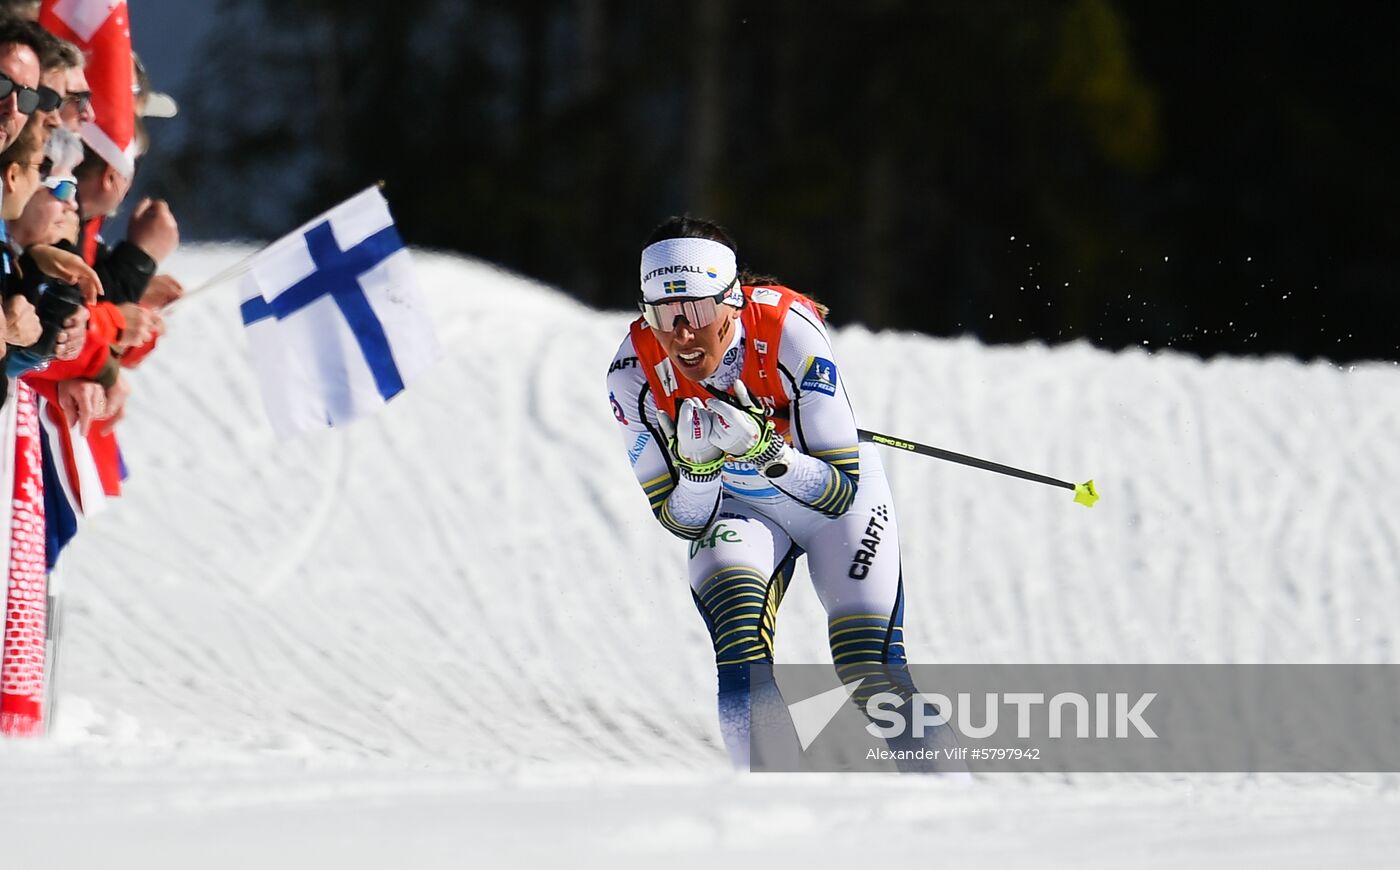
xmin=629 ymin=285 xmax=817 ymax=436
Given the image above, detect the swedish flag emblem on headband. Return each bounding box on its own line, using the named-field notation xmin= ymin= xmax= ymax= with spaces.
xmin=663 ymin=280 xmax=687 ymax=294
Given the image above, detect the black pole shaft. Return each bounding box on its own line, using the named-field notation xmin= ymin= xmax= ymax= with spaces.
xmin=857 ymin=429 xmax=1076 ymax=491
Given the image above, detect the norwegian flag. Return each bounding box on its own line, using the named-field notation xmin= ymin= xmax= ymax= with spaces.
xmin=39 ymin=0 xmax=138 ymax=177
xmin=36 ymin=394 xmax=108 ymax=569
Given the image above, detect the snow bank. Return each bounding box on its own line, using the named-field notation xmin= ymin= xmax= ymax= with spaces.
xmin=1 ymin=245 xmax=1395 ymax=867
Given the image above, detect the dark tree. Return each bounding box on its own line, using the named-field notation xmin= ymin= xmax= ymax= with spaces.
xmin=157 ymin=0 xmax=1400 ymax=363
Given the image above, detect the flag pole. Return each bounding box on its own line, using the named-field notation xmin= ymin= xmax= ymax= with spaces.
xmin=167 ymin=246 xmax=269 ymax=307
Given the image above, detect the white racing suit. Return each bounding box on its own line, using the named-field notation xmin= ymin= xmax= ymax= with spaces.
xmin=609 ymin=292 xmax=954 ymax=769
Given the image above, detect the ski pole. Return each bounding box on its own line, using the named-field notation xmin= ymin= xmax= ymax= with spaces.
xmin=857 ymin=429 xmax=1099 ymax=508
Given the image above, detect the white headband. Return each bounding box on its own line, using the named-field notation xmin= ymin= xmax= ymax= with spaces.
xmin=639 ymin=237 xmax=738 ymax=303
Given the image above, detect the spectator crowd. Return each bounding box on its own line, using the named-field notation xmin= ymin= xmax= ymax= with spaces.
xmin=0 ymin=0 xmax=182 ymax=732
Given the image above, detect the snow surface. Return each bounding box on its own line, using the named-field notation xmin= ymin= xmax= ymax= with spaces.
xmin=1 ymin=245 xmax=1397 ymax=867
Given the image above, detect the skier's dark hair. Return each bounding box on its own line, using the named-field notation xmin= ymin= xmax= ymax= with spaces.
xmin=645 ymin=214 xmax=829 ymax=318
xmin=646 ymin=214 xmax=737 ymax=251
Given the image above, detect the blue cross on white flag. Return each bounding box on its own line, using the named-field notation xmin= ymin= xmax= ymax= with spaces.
xmin=239 ymin=186 xmax=439 ymax=436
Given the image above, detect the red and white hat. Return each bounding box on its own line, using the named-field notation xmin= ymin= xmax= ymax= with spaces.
xmin=40 ymin=0 xmax=138 ymax=177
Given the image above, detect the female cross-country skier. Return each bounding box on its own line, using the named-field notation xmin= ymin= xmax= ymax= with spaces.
xmin=606 ymin=216 xmax=946 ymax=770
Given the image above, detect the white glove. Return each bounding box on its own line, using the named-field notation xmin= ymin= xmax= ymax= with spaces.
xmin=706 ymin=381 xmax=788 ymax=472
xmin=657 ymin=398 xmax=725 ymax=480
xmin=706 ymin=399 xmax=764 ymax=458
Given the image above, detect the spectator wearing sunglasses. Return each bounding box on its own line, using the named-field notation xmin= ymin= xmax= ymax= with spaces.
xmin=0 ymin=15 xmax=42 ymax=153
xmin=58 ymin=67 xmax=91 ymax=133
xmin=1 ymin=122 xmax=98 ymax=297
xmin=11 ymin=168 xmax=124 ymax=437
xmin=22 ymin=126 xmax=89 ymax=360
xmin=606 ymin=216 xmax=932 ymax=770
xmin=4 ymin=125 xmax=123 ymax=455
xmin=12 ymin=173 xmax=78 ymax=250
xmin=0 ymin=121 xmax=98 ymax=395
xmin=30 ymin=22 xmax=80 ymax=133
xmin=15 ymin=171 xmax=87 ymax=354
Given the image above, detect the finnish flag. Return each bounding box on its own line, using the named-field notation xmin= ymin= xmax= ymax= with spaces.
xmin=239 ymin=187 xmax=439 ymax=436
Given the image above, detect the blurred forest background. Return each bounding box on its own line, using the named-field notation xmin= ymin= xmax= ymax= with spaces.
xmin=143 ymin=0 xmax=1399 ymax=362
